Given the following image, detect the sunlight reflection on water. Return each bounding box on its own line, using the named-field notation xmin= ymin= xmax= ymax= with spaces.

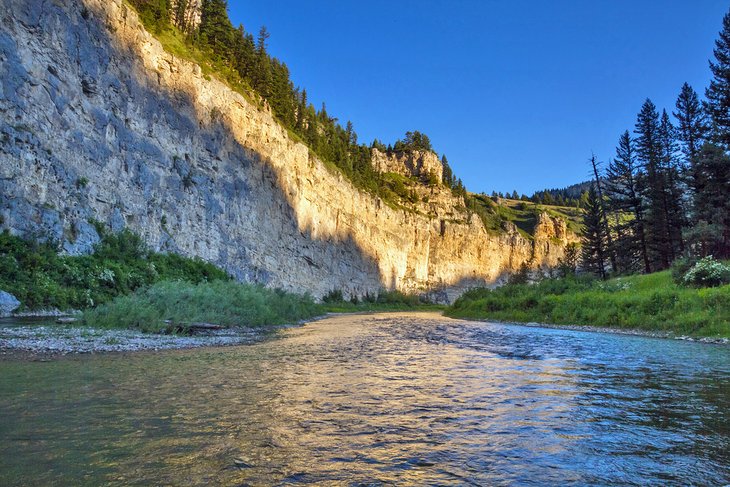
xmin=1 ymin=312 xmax=729 ymax=485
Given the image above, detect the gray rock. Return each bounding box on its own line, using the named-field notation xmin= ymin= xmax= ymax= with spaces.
xmin=0 ymin=290 xmax=21 ymax=316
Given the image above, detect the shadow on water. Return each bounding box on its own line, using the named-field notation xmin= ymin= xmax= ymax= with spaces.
xmin=0 ymin=312 xmax=729 ymax=485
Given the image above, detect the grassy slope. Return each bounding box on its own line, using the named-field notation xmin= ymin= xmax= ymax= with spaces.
xmin=467 ymin=195 xmax=582 ymax=239
xmin=446 ymin=271 xmax=730 ymax=337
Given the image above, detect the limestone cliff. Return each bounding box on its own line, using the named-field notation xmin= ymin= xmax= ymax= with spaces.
xmin=0 ymin=0 xmax=578 ymax=302
xmin=372 ymin=149 xmax=444 ymax=183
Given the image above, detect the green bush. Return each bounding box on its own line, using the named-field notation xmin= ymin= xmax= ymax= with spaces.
xmin=671 ymin=256 xmax=698 ymax=284
xmin=682 ymin=256 xmax=730 ymax=287
xmin=0 ymin=229 xmax=230 ymax=311
xmin=83 ymin=280 xmax=321 ymax=333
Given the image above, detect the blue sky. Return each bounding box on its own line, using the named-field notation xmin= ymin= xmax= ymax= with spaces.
xmin=228 ymin=1 xmax=728 ymax=195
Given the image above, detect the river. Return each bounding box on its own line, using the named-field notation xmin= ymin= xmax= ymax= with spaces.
xmin=1 ymin=312 xmax=728 ymax=485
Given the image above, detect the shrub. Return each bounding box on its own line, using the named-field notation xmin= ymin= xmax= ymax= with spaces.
xmin=671 ymin=256 xmax=698 ymax=284
xmin=682 ymin=256 xmax=730 ymax=288
xmin=83 ymin=280 xmax=321 ymax=332
xmin=322 ymin=289 xmax=344 ymax=303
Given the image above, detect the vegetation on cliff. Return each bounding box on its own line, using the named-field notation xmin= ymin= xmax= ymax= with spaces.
xmin=126 ymin=0 xmax=566 ymax=237
xmin=446 ymin=266 xmax=730 ymax=338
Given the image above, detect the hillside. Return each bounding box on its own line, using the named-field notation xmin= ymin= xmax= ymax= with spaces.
xmin=0 ymin=0 xmax=578 ymax=302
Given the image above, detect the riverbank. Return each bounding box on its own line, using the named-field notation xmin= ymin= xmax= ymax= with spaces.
xmin=446 ymin=270 xmax=730 ymax=338
xmin=0 ymin=322 xmax=272 ymax=360
xmin=484 ymin=319 xmax=730 ymax=345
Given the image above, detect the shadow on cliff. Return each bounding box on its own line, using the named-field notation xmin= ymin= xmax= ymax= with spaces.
xmin=3 ymin=0 xmax=513 ymax=300
xmin=1 ymin=0 xmax=388 ymax=298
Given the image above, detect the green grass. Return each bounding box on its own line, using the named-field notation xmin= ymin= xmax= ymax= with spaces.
xmin=0 ymin=228 xmax=229 ymax=311
xmin=446 ymin=271 xmax=730 ymax=338
xmin=319 ymin=289 xmax=445 ymax=313
xmin=83 ymin=280 xmax=322 ymax=333
xmin=465 ymin=195 xmax=582 ymax=239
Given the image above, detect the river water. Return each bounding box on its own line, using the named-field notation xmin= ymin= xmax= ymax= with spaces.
xmin=1 ymin=312 xmax=728 ymax=486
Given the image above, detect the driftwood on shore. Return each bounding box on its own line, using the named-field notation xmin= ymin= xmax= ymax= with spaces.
xmin=163 ymin=320 xmax=224 ymax=335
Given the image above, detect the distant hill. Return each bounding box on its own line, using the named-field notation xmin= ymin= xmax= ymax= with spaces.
xmin=532 ymin=180 xmax=594 ymax=201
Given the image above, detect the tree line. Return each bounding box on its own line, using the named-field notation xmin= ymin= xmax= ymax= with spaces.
xmin=580 ymin=10 xmax=730 ymax=278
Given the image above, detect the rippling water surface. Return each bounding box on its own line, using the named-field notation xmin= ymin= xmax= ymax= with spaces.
xmin=1 ymin=312 xmax=729 ymax=485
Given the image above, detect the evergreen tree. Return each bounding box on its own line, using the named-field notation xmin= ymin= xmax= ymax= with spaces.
xmin=589 ymin=154 xmax=616 ymax=272
xmin=442 ymin=155 xmax=455 ymax=187
xmin=635 ymin=99 xmax=673 ymax=269
xmin=674 ymin=83 xmax=708 ymax=161
xmin=581 ymin=186 xmax=608 ymax=279
xmin=199 ymin=0 xmax=232 ymax=58
xmin=605 ymin=131 xmax=651 ymax=273
xmin=706 ymin=9 xmax=730 ymax=148
xmin=658 ymin=109 xmax=685 ymax=256
xmin=690 ymin=143 xmax=730 ymax=257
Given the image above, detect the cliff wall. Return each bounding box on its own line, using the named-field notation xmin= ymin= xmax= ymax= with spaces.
xmin=0 ymin=0 xmax=577 ymax=302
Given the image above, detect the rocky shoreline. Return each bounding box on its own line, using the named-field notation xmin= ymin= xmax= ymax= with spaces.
xmin=0 ymin=324 xmax=270 ymax=360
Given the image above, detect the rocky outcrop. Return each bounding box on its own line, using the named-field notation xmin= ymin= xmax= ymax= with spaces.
xmin=0 ymin=0 xmax=578 ymax=302
xmin=0 ymin=290 xmax=21 ymax=316
xmin=371 ymin=149 xmax=443 ymax=182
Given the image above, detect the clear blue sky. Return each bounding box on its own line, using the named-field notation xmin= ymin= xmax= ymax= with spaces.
xmin=228 ymin=1 xmax=728 ymax=195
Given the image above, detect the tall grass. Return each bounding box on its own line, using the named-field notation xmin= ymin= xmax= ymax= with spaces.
xmin=83 ymin=280 xmax=322 ymax=333
xmin=446 ymin=271 xmax=730 ymax=337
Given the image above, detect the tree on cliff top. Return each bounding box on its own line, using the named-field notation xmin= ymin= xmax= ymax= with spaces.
xmin=199 ymin=0 xmax=233 ymax=59
xmin=393 ymin=131 xmax=433 ymax=153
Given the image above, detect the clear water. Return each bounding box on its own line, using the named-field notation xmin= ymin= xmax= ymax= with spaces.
xmin=1 ymin=312 xmax=728 ymax=486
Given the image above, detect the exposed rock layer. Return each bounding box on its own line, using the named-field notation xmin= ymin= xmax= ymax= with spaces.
xmin=0 ymin=0 xmax=577 ymax=302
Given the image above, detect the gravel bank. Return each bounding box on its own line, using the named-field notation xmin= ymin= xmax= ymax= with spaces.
xmin=0 ymin=324 xmax=268 ymax=359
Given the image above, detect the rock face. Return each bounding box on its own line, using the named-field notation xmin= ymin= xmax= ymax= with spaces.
xmin=0 ymin=290 xmax=21 ymax=316
xmin=0 ymin=0 xmax=578 ymax=302
xmin=371 ymin=149 xmax=444 ymax=182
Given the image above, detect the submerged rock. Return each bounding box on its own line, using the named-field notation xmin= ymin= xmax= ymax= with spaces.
xmin=0 ymin=291 xmax=21 ymax=317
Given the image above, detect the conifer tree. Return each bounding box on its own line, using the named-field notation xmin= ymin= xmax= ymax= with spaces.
xmin=605 ymin=131 xmax=651 ymax=273
xmin=674 ymin=83 xmax=708 ymax=161
xmin=690 ymin=143 xmax=730 ymax=257
xmin=581 ymin=186 xmax=608 ymax=279
xmin=635 ymin=99 xmax=672 ymax=269
xmin=706 ymin=9 xmax=730 ymax=148
xmin=199 ymin=0 xmax=232 ymax=58
xmin=589 ymin=155 xmax=616 ymax=272
xmin=441 ymin=155 xmax=455 ymax=187
xmin=658 ymin=110 xmax=685 ymax=256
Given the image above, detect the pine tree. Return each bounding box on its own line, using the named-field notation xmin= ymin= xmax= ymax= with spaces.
xmin=605 ymin=131 xmax=651 ymax=273
xmin=635 ymin=99 xmax=672 ymax=269
xmin=674 ymin=83 xmax=708 ymax=161
xmin=199 ymin=0 xmax=232 ymax=58
xmin=706 ymin=9 xmax=730 ymax=148
xmin=589 ymin=154 xmax=616 ymax=272
xmin=658 ymin=110 xmax=685 ymax=256
xmin=442 ymin=155 xmax=454 ymax=187
xmin=581 ymin=186 xmax=608 ymax=279
xmin=690 ymin=143 xmax=730 ymax=257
